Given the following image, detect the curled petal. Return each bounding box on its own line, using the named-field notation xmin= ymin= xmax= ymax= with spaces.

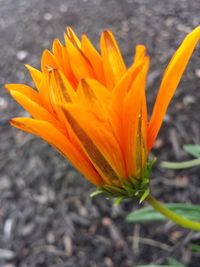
xmin=10 ymin=118 xmax=102 ymax=186
xmin=148 ymin=26 xmax=200 ymax=151
xmin=100 ymin=30 xmax=126 ymax=90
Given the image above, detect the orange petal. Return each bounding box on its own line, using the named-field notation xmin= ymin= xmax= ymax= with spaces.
xmin=52 ymin=38 xmax=63 ymax=59
xmin=41 ymin=49 xmax=58 ymax=73
xmin=10 ymin=118 xmax=102 ymax=186
xmin=100 ymin=30 xmax=126 ymax=90
xmin=76 ymin=78 xmax=111 ymax=111
xmin=81 ymin=34 xmax=106 ymax=85
xmin=5 ymin=84 xmax=41 ymax=104
xmin=122 ymin=57 xmax=149 ymax=177
xmin=48 ymin=69 xmax=77 ymax=132
xmin=65 ymin=36 xmax=95 ymax=80
xmin=37 ymin=73 xmax=55 ymax=114
xmin=111 ymin=57 xmax=147 ymax=147
xmin=8 ymin=90 xmax=59 ymax=126
xmin=60 ymin=44 xmax=78 ymax=88
xmin=133 ymin=45 xmax=148 ymax=137
xmin=66 ymin=27 xmax=81 ymax=48
xmin=25 ymin=65 xmax=42 ymax=90
xmin=148 ymin=26 xmax=200 ymax=151
xmin=133 ymin=45 xmax=146 ymax=63
xmin=62 ymin=104 xmax=125 ymax=184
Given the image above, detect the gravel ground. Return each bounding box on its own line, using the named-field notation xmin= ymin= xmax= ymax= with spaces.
xmin=0 ymin=0 xmax=200 ymax=266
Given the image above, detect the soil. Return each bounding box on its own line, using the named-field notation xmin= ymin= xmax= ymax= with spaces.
xmin=0 ymin=0 xmax=200 ymax=266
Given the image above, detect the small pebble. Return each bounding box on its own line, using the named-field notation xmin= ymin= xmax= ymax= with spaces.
xmin=59 ymin=4 xmax=68 ymax=13
xmin=0 ymin=249 xmax=15 ymax=260
xmin=44 ymin=13 xmax=53 ymax=21
xmin=0 ymin=97 xmax=8 ymax=110
xmin=183 ymin=95 xmax=195 ymax=106
xmin=17 ymin=50 xmax=28 ymax=61
xmin=195 ymin=69 xmax=200 ymax=78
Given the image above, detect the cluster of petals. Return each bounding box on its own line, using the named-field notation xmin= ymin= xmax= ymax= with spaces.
xmin=6 ymin=26 xmax=200 ymax=187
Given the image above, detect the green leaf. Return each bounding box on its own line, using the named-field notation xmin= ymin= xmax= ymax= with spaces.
xmin=114 ymin=196 xmax=124 ymax=206
xmin=190 ymin=243 xmax=200 ymax=254
xmin=139 ymin=188 xmax=150 ymax=203
xmin=126 ymin=203 xmax=200 ymax=223
xmin=160 ymin=158 xmax=200 ymax=169
xmin=136 ymin=265 xmax=175 ymax=267
xmin=167 ymin=257 xmax=186 ymax=267
xmin=90 ymin=190 xmax=103 ymax=197
xmin=183 ymin=145 xmax=200 ymax=158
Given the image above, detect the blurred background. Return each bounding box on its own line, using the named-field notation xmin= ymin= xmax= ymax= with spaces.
xmin=0 ymin=0 xmax=200 ymax=266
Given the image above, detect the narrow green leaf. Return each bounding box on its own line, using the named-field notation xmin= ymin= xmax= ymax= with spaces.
xmin=136 ymin=265 xmax=175 ymax=267
xmin=160 ymin=158 xmax=200 ymax=169
xmin=90 ymin=190 xmax=103 ymax=197
xmin=183 ymin=145 xmax=200 ymax=158
xmin=167 ymin=257 xmax=186 ymax=267
xmin=139 ymin=188 xmax=150 ymax=203
xmin=190 ymin=243 xmax=200 ymax=254
xmin=114 ymin=196 xmax=124 ymax=206
xmin=126 ymin=203 xmax=200 ymax=223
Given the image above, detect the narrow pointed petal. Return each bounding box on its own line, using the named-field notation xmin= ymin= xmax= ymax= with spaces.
xmin=65 ymin=36 xmax=95 ymax=80
xmin=76 ymin=78 xmax=111 ymax=111
xmin=10 ymin=118 xmax=102 ymax=186
xmin=133 ymin=45 xmax=148 ymax=136
xmin=100 ymin=30 xmax=126 ymax=90
xmin=62 ymin=104 xmax=126 ymax=183
xmin=81 ymin=34 xmax=106 ymax=85
xmin=148 ymin=26 xmax=200 ymax=151
xmin=123 ymin=57 xmax=149 ymax=177
xmin=37 ymin=73 xmax=55 ymax=114
xmin=111 ymin=57 xmax=147 ymax=147
xmin=8 ymin=90 xmax=59 ymax=126
xmin=41 ymin=49 xmax=58 ymax=73
xmin=49 ymin=69 xmax=77 ymax=132
xmin=6 ymin=84 xmax=41 ymax=104
xmin=52 ymin=38 xmax=63 ymax=59
xmin=61 ymin=44 xmax=78 ymax=88
xmin=25 ymin=65 xmax=42 ymax=90
xmin=66 ymin=27 xmax=81 ymax=48
xmin=133 ymin=45 xmax=146 ymax=62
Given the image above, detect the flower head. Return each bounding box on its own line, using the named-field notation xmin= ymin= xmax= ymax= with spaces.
xmin=6 ymin=26 xmax=200 ymax=200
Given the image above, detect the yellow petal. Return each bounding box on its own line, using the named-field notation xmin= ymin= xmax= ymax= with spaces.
xmin=25 ymin=65 xmax=42 ymax=91
xmin=10 ymin=118 xmax=102 ymax=186
xmin=41 ymin=49 xmax=58 ymax=73
xmin=100 ymin=30 xmax=126 ymax=90
xmin=52 ymin=38 xmax=63 ymax=59
xmin=148 ymin=26 xmax=200 ymax=151
xmin=6 ymin=84 xmax=41 ymax=104
xmin=133 ymin=45 xmax=146 ymax=63
xmin=66 ymin=27 xmax=81 ymax=48
xmin=38 ymin=73 xmax=55 ymax=114
xmin=61 ymin=44 xmax=78 ymax=88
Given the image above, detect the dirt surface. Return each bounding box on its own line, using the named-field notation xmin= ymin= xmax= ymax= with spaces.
xmin=0 ymin=0 xmax=200 ymax=266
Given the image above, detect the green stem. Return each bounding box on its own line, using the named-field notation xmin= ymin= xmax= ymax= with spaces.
xmin=160 ymin=158 xmax=200 ymax=169
xmin=146 ymin=194 xmax=200 ymax=231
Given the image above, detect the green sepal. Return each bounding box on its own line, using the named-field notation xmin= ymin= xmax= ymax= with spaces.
xmin=90 ymin=158 xmax=156 ymax=203
xmin=90 ymin=189 xmax=104 ymax=198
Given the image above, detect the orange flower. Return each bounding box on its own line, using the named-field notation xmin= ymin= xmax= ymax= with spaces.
xmin=6 ymin=26 xmax=200 ymax=198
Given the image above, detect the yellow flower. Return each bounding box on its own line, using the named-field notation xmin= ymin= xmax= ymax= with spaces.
xmin=6 ymin=26 xmax=200 ymax=198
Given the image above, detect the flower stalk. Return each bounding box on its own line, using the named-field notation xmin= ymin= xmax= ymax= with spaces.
xmin=146 ymin=194 xmax=200 ymax=231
